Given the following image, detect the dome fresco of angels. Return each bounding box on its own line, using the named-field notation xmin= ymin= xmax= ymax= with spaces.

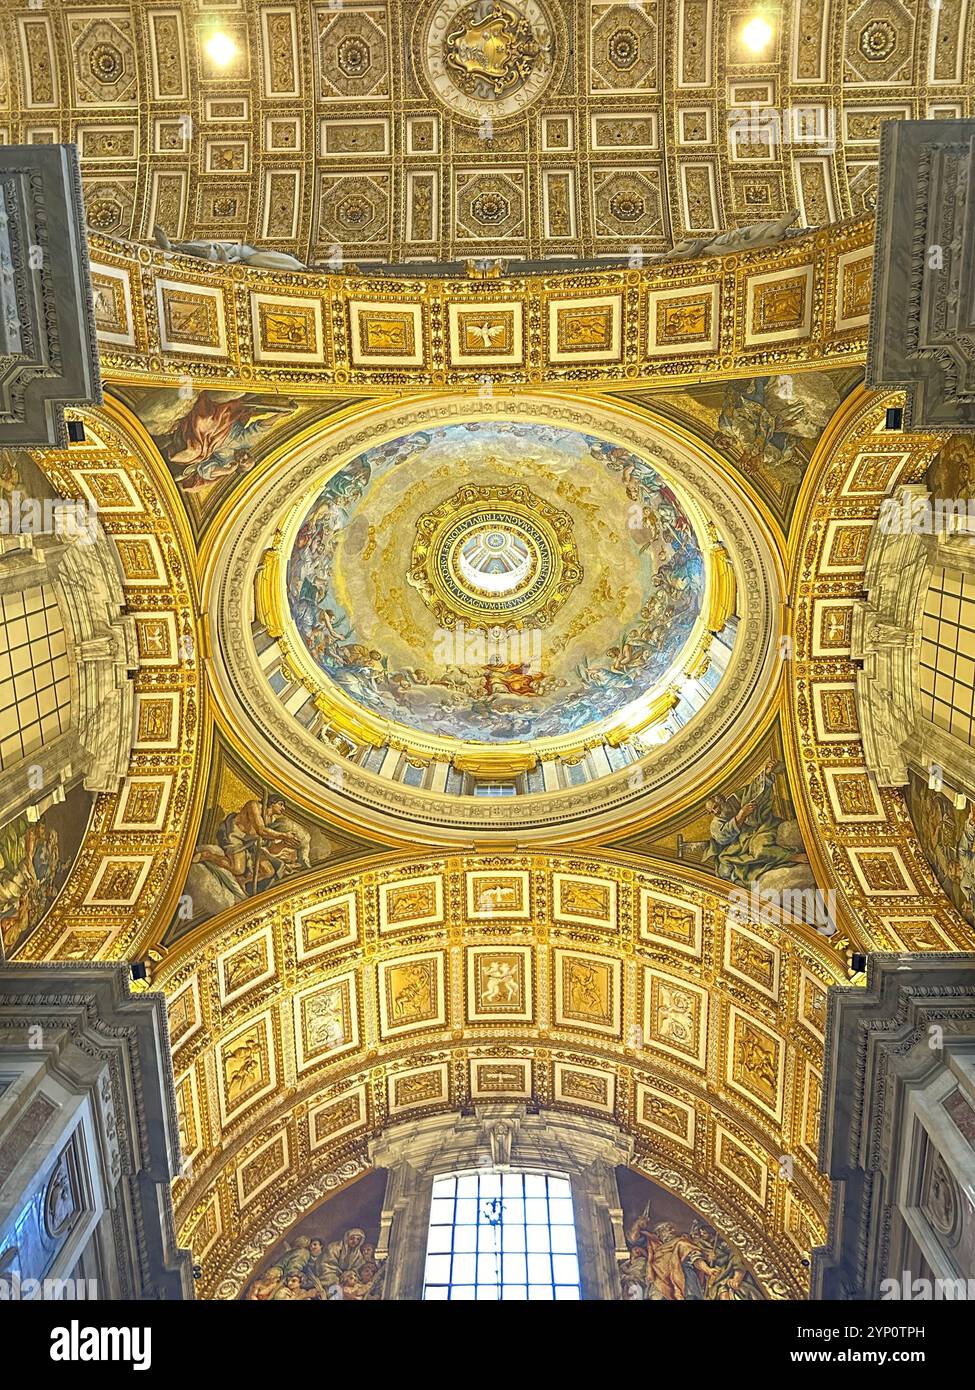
xmin=284 ymin=420 xmax=707 ymax=744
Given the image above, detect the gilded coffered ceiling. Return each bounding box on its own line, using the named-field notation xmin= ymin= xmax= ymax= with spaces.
xmin=156 ymin=850 xmax=844 ymax=1297
xmin=3 ymin=0 xmax=972 ymax=263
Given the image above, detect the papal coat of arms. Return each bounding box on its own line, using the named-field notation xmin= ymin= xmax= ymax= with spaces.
xmin=444 ymin=1 xmax=549 ymax=96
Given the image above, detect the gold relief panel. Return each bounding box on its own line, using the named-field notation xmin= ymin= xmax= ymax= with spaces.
xmin=553 ymin=1061 xmax=616 ymax=1115
xmin=263 ymin=171 xmax=301 ymax=240
xmin=318 ymin=4 xmax=390 ymax=101
xmin=216 ymin=924 xmax=276 ymax=1008
xmin=820 ymin=518 xmax=873 ymax=574
xmin=590 ymin=0 xmax=659 ymax=92
xmin=251 ymin=294 xmax=325 ymax=363
xmin=155 ymin=280 xmax=228 ymax=357
xmin=679 ymin=162 xmax=719 ymax=232
xmin=726 ymin=1007 xmax=784 ymax=1122
xmin=546 ymin=294 xmax=622 ymax=364
xmin=840 ymin=450 xmax=909 ymax=498
xmin=822 ymin=767 xmax=885 ymax=824
xmin=133 ymin=613 xmax=180 ymax=667
xmin=642 ymin=967 xmax=708 ymax=1069
xmin=378 ymin=874 xmax=444 ymax=933
xmin=73 ymin=467 xmax=142 ymax=513
xmin=469 ymin=1058 xmax=532 ymax=1101
xmin=811 ymin=682 xmax=860 ymax=743
xmin=541 ymin=113 xmax=574 ymax=153
xmin=880 ymin=916 xmax=956 ymax=951
xmin=235 ymin=1129 xmax=290 ymax=1210
xmin=744 ymin=266 xmax=813 ymax=345
xmin=406 ymin=115 xmax=439 ymax=155
xmin=835 ymin=247 xmax=874 ymax=331
xmin=811 ymin=599 xmax=855 ymax=658
xmin=639 ymin=888 xmax=703 ymax=958
xmin=320 ymin=118 xmax=390 ymax=157
xmin=387 ymin=1062 xmax=449 ymax=1116
xmin=466 ymin=945 xmax=533 ymax=1023
xmin=48 ymin=928 xmax=114 ymax=960
xmin=266 ymin=116 xmax=302 ymax=153
xmin=447 ymin=304 xmax=524 ymax=368
xmin=784 ymin=1188 xmax=820 ymax=1257
xmin=715 ymin=1124 xmax=769 ymax=1207
xmin=377 ymin=951 xmax=446 ymax=1038
xmin=730 ymin=174 xmax=784 ymax=216
xmin=590 ymin=112 xmax=659 ymax=152
xmin=723 ymin=922 xmax=780 ymax=1001
xmin=294 ymin=889 xmax=358 ymax=961
xmin=113 ymin=535 xmax=167 ymax=586
xmin=319 ymin=172 xmax=391 ymax=246
xmin=542 ymin=170 xmax=577 ymax=240
xmin=259 ymin=6 xmax=299 ymax=98
xmin=553 ymin=948 xmax=621 ymax=1037
xmin=592 ymin=166 xmax=664 ymax=241
xmin=186 ymin=1193 xmax=222 ymax=1263
xmin=216 ymin=1012 xmax=277 ymax=1127
xmin=168 ymin=975 xmax=203 ymax=1053
xmin=454 ymin=169 xmax=527 ymax=244
xmin=465 ymin=870 xmax=531 ymax=921
xmin=646 ymin=284 xmax=719 ymax=357
xmin=798 ymin=968 xmax=828 ymax=1043
xmin=90 ymin=265 xmax=134 ymax=346
xmin=133 ymin=692 xmax=181 ymax=751
xmin=634 ymin=1080 xmax=696 ymax=1150
xmin=677 ymin=108 xmax=713 ymax=145
xmin=83 ymin=855 xmax=152 ymax=907
xmin=308 ymin=1083 xmax=369 ymax=1152
xmin=112 ymin=775 xmax=173 ymax=833
xmin=847 ymin=846 xmax=918 ymax=897
xmin=348 ymin=301 xmax=424 ymax=367
xmin=205 ymin=138 xmax=250 ymax=174
xmin=552 ymin=873 xmax=616 ymax=930
xmin=174 ymin=1065 xmax=203 ymax=1165
xmin=406 ymin=170 xmax=439 ymax=244
xmin=292 ymin=971 xmax=360 ymax=1072
xmin=800 ymin=1062 xmax=822 ymax=1162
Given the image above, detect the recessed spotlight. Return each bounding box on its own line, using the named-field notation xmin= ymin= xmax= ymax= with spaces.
xmin=205 ymin=31 xmax=238 ymax=66
xmin=741 ymin=15 xmax=773 ymax=52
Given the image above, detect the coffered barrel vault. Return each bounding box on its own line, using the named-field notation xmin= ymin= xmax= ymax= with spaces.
xmin=155 ymin=851 xmax=846 ymax=1298
xmin=2 ymin=1 xmax=972 ymax=264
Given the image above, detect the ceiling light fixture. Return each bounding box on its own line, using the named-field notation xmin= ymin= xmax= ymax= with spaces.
xmin=741 ymin=15 xmax=774 ymax=52
xmin=205 ymin=31 xmax=238 ymax=66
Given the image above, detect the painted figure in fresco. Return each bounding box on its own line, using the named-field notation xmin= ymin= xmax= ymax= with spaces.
xmin=619 ymin=1204 xmax=763 ymax=1301
xmin=713 ymin=373 xmax=841 ymax=479
xmin=909 ymin=778 xmax=975 ymax=927
xmin=929 ymin=435 xmax=975 ymax=501
xmin=675 ymin=758 xmax=810 ymax=892
xmin=700 ymin=759 xmax=808 ymax=887
xmin=143 ymin=389 xmax=297 ymax=494
xmin=243 ymin=1226 xmax=384 ymax=1301
xmin=193 ymin=795 xmax=304 ymax=897
xmin=0 ymin=818 xmax=64 ymax=953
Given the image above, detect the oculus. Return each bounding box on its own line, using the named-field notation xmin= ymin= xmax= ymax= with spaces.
xmin=408 ymin=484 xmax=582 ymax=628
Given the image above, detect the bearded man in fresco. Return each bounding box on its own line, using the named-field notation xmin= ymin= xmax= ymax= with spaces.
xmin=703 ymin=759 xmax=808 ymax=887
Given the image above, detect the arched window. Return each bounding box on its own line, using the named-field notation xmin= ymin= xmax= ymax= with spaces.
xmin=422 ymin=1170 xmax=581 ymax=1301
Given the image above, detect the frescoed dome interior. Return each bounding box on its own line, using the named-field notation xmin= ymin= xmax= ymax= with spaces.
xmin=282 ymin=421 xmax=707 ymax=744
